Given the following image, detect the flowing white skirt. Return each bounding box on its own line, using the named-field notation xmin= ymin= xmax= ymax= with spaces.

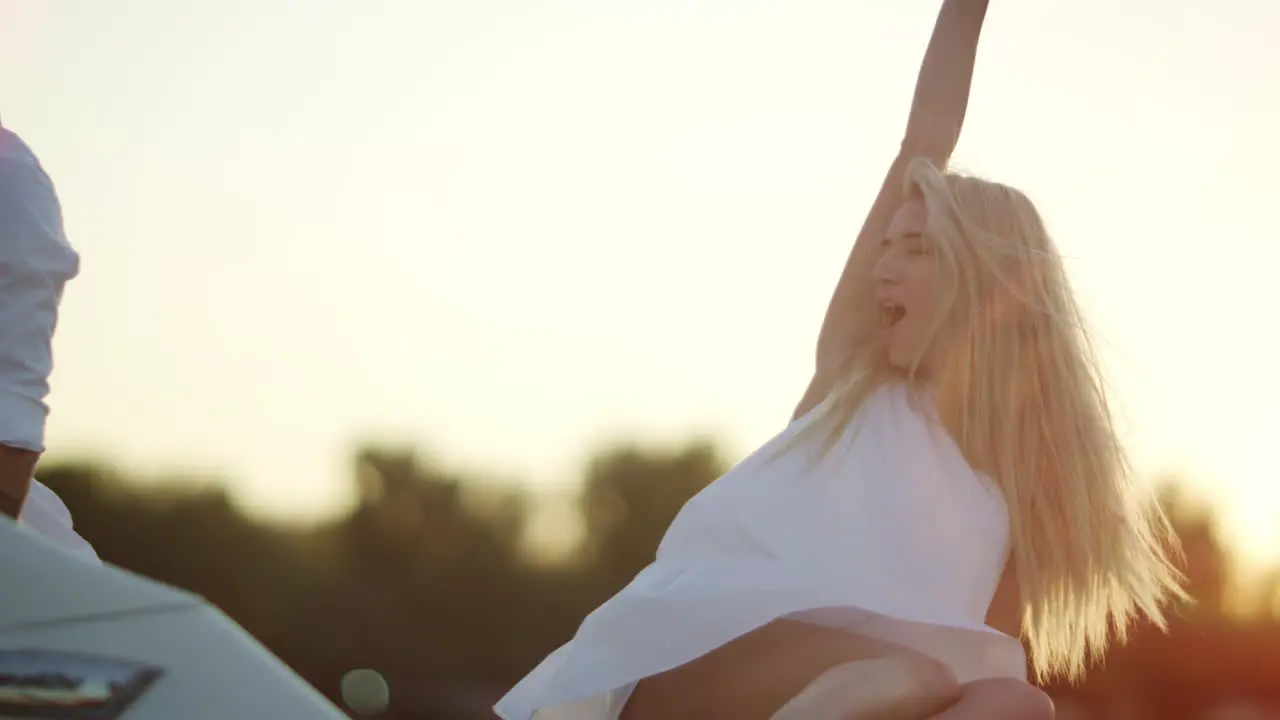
xmin=495 ymin=385 xmax=1027 ymax=720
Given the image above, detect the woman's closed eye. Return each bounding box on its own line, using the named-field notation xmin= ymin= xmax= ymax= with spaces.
xmin=903 ymin=234 xmax=934 ymax=257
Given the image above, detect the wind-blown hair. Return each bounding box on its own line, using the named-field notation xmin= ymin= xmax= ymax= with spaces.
xmin=788 ymin=157 xmax=1185 ymax=681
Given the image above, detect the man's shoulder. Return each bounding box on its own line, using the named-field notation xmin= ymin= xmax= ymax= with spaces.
xmin=2 ymin=134 xmax=65 ymax=210
xmin=0 ymin=128 xmax=74 ymax=260
xmin=0 ymin=128 xmax=37 ymax=167
xmin=0 ymin=130 xmax=52 ymax=197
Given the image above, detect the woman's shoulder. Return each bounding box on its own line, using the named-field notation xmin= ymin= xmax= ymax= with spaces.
xmin=803 ymin=382 xmax=950 ymax=453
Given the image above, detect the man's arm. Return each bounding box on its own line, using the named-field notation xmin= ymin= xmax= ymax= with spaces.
xmin=800 ymin=0 xmax=990 ymax=418
xmin=0 ymin=144 xmax=79 ymax=517
xmin=0 ymin=446 xmax=38 ymax=517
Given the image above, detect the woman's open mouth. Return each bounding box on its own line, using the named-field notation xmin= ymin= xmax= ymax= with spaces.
xmin=878 ymin=300 xmax=906 ymax=329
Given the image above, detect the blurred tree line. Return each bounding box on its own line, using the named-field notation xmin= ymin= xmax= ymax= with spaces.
xmin=37 ymin=442 xmax=1280 ymax=719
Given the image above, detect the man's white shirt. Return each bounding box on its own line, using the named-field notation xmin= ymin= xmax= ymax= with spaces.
xmin=0 ymin=127 xmax=98 ymax=563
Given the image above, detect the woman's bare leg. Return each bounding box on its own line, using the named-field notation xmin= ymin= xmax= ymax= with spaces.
xmin=770 ymin=657 xmax=1051 ymax=720
xmin=771 ymin=655 xmax=960 ymax=720
xmin=626 ymin=619 xmax=958 ymax=720
xmin=928 ymin=678 xmax=1054 ymax=719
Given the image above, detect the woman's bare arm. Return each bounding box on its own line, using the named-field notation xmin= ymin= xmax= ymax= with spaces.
xmin=799 ymin=0 xmax=990 ymax=418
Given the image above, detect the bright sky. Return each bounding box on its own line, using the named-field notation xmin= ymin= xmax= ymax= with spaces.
xmin=1 ymin=1 xmax=1277 ymax=563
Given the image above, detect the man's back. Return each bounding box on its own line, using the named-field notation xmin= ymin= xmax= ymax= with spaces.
xmin=0 ymin=128 xmax=80 ymax=453
xmin=0 ymin=125 xmax=97 ymax=562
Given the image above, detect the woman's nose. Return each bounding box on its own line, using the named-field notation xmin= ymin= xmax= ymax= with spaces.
xmin=872 ymin=250 xmax=899 ymax=285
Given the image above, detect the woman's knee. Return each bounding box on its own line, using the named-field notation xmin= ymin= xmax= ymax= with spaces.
xmin=889 ymin=653 xmax=961 ymax=700
xmin=772 ymin=654 xmax=961 ymax=720
xmin=955 ymin=678 xmax=1054 ymax=719
xmin=849 ymin=653 xmax=961 ymax=714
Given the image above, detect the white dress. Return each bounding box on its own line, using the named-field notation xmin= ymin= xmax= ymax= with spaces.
xmin=494 ymin=384 xmax=1026 ymax=720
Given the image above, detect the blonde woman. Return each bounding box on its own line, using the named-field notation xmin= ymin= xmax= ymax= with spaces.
xmin=495 ymin=1 xmax=1183 ymax=718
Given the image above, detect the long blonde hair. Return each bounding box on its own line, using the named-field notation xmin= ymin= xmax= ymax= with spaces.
xmin=793 ymin=157 xmax=1185 ymax=682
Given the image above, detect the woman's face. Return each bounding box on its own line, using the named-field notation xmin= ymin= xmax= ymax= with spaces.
xmin=874 ymin=197 xmax=942 ymax=371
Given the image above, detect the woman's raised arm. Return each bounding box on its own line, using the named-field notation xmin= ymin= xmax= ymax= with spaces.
xmin=799 ymin=0 xmax=990 ymax=416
